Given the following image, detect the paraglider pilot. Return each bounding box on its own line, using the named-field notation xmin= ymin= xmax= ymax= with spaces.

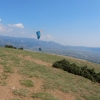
xmin=39 ymin=47 xmax=42 ymax=51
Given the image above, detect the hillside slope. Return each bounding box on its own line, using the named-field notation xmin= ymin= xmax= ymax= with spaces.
xmin=0 ymin=47 xmax=100 ymax=100
xmin=0 ymin=35 xmax=100 ymax=64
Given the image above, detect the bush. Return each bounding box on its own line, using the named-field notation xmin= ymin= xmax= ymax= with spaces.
xmin=5 ymin=45 xmax=14 ymax=48
xmin=4 ymin=45 xmax=23 ymax=50
xmin=52 ymin=59 xmax=100 ymax=83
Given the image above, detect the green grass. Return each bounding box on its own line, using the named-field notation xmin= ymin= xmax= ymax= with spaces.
xmin=31 ymin=92 xmax=60 ymax=100
xmin=3 ymin=66 xmax=14 ymax=73
xmin=13 ymin=88 xmax=29 ymax=97
xmin=20 ymin=79 xmax=34 ymax=87
xmin=76 ymin=98 xmax=82 ymax=100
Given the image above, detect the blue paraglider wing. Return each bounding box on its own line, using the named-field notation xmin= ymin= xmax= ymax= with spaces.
xmin=36 ymin=31 xmax=41 ymax=39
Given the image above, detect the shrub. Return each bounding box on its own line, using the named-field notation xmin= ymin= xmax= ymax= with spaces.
xmin=4 ymin=45 xmax=24 ymax=50
xmin=5 ymin=45 xmax=13 ymax=48
xmin=52 ymin=59 xmax=100 ymax=83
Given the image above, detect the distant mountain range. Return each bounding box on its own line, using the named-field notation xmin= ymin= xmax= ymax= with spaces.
xmin=0 ymin=35 xmax=100 ymax=64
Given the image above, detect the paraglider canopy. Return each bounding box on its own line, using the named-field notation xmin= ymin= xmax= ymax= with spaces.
xmin=36 ymin=31 xmax=41 ymax=39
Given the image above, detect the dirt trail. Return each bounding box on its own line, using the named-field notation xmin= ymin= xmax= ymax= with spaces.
xmin=0 ymin=68 xmax=22 ymax=100
xmin=18 ymin=55 xmax=52 ymax=67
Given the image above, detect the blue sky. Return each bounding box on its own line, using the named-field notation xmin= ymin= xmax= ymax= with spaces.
xmin=0 ymin=0 xmax=100 ymax=47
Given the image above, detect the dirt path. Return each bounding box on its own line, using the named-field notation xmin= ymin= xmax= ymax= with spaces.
xmin=18 ymin=55 xmax=52 ymax=67
xmin=0 ymin=68 xmax=22 ymax=100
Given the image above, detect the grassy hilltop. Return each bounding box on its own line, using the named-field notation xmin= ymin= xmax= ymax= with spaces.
xmin=0 ymin=47 xmax=100 ymax=100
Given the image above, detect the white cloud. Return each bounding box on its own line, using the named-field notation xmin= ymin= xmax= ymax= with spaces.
xmin=0 ymin=24 xmax=13 ymax=32
xmin=40 ymin=34 xmax=54 ymax=41
xmin=0 ymin=19 xmax=1 ymax=21
xmin=13 ymin=23 xmax=24 ymax=28
xmin=46 ymin=35 xmax=53 ymax=39
xmin=8 ymin=23 xmax=24 ymax=28
xmin=0 ymin=24 xmax=7 ymax=32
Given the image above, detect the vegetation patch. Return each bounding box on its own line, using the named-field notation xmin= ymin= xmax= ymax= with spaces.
xmin=20 ymin=79 xmax=34 ymax=87
xmin=3 ymin=66 xmax=14 ymax=73
xmin=0 ymin=73 xmax=9 ymax=80
xmin=52 ymin=59 xmax=100 ymax=83
xmin=13 ymin=88 xmax=29 ymax=97
xmin=0 ymin=81 xmax=7 ymax=86
xmin=31 ymin=92 xmax=59 ymax=100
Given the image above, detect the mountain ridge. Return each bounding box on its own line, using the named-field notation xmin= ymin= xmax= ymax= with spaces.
xmin=0 ymin=35 xmax=100 ymax=64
